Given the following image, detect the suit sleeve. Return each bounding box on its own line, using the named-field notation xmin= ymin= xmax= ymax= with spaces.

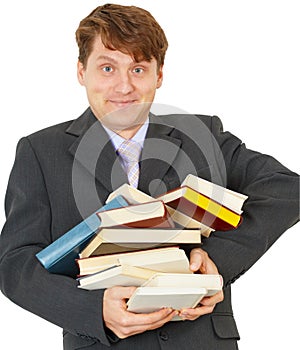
xmin=202 ymin=116 xmax=299 ymax=286
xmin=0 ymin=137 xmax=112 ymax=346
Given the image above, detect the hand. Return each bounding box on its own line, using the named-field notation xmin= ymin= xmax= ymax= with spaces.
xmin=103 ymin=286 xmax=178 ymax=338
xmin=178 ymin=248 xmax=224 ymax=321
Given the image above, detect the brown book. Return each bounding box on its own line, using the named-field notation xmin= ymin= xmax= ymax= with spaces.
xmin=97 ymin=200 xmax=175 ymax=229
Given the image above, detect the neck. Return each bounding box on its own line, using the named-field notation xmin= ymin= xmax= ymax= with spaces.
xmin=114 ymin=124 xmax=144 ymax=140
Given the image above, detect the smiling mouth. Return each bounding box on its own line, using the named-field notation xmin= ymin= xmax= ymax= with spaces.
xmin=109 ymin=100 xmax=137 ymax=108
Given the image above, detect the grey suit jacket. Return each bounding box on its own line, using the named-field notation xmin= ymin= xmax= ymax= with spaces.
xmin=0 ymin=108 xmax=298 ymax=350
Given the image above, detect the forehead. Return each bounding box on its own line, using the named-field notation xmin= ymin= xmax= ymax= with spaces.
xmin=89 ymin=35 xmax=156 ymax=66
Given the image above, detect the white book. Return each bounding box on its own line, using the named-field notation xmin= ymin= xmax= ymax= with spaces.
xmin=106 ymin=183 xmax=153 ymax=204
xmin=127 ymin=286 xmax=208 ymax=321
xmin=77 ymin=264 xmax=157 ymax=290
xmin=143 ymin=273 xmax=223 ymax=297
xmin=77 ymin=247 xmax=192 ymax=275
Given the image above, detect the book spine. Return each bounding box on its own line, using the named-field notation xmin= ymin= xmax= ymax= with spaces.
xmin=35 ymin=195 xmax=128 ymax=268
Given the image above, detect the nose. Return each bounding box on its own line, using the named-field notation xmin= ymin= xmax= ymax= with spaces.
xmin=114 ymin=71 xmax=134 ymax=95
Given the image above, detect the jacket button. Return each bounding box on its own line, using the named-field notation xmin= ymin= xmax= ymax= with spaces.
xmin=159 ymin=331 xmax=169 ymax=341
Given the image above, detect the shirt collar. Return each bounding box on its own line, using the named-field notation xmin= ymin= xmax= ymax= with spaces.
xmin=102 ymin=117 xmax=149 ymax=152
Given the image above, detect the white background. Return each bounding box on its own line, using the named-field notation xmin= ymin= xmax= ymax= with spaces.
xmin=0 ymin=1 xmax=299 ymax=349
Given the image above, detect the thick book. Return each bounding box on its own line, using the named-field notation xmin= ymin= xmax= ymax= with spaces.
xmin=106 ymin=184 xmax=208 ymax=231
xmin=79 ymin=227 xmax=201 ymax=258
xmin=182 ymin=174 xmax=248 ymax=214
xmin=156 ymin=186 xmax=242 ymax=231
xmin=127 ymin=287 xmax=208 ymax=321
xmin=143 ymin=273 xmax=223 ymax=297
xmin=77 ymin=264 xmax=158 ymax=290
xmin=35 ymin=195 xmax=128 ymax=277
xmin=97 ymin=200 xmax=175 ymax=229
xmin=127 ymin=273 xmax=223 ymax=321
xmin=77 ymin=246 xmax=191 ymax=275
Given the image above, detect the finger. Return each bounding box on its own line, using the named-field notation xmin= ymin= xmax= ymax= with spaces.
xmin=178 ymin=304 xmax=215 ymax=321
xmin=115 ymin=309 xmax=178 ymax=338
xmin=189 ymin=248 xmax=206 ymax=272
xmin=106 ymin=286 xmax=138 ymax=300
xmin=200 ymin=291 xmax=224 ymax=307
xmin=123 ymin=307 xmax=176 ymax=327
xmin=134 ymin=309 xmax=178 ymax=331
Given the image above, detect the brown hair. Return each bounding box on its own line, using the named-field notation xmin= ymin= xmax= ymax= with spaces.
xmin=75 ymin=3 xmax=168 ymax=69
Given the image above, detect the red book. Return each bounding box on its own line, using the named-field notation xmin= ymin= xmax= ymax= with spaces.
xmin=157 ymin=186 xmax=242 ymax=231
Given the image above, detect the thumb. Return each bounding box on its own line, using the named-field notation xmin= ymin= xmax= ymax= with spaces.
xmin=108 ymin=285 xmax=137 ymax=300
xmin=189 ymin=248 xmax=205 ymax=272
xmin=119 ymin=286 xmax=137 ymax=298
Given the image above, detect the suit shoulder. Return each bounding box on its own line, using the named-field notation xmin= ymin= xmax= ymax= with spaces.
xmin=17 ymin=120 xmax=77 ymax=158
xmin=155 ymin=113 xmax=223 ymax=130
xmin=25 ymin=108 xmax=96 ymax=144
xmin=26 ymin=120 xmax=74 ymax=141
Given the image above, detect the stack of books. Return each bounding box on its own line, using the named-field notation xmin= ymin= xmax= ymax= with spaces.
xmin=36 ymin=174 xmax=247 ymax=317
xmin=106 ymin=174 xmax=248 ymax=237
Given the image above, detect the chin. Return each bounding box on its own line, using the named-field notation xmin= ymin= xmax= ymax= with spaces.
xmin=102 ymin=102 xmax=151 ymax=131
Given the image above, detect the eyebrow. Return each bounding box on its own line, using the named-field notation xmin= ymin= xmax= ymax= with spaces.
xmin=96 ymin=55 xmax=119 ymax=64
xmin=96 ymin=54 xmax=151 ymax=66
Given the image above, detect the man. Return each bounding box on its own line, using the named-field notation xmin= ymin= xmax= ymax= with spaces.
xmin=0 ymin=4 xmax=298 ymax=350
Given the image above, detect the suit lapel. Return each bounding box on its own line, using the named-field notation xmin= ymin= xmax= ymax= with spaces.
xmin=139 ymin=114 xmax=182 ymax=196
xmin=66 ymin=108 xmax=127 ymax=193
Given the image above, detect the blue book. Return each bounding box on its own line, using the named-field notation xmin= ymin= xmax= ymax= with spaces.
xmin=36 ymin=195 xmax=128 ymax=277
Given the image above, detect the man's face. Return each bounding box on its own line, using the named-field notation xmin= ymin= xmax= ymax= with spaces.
xmin=77 ymin=35 xmax=163 ymax=135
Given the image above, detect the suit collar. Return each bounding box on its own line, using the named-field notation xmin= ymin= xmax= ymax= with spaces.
xmin=66 ymin=108 xmax=97 ymax=137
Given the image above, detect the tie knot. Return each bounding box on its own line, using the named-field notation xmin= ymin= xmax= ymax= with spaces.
xmin=118 ymin=140 xmax=142 ymax=163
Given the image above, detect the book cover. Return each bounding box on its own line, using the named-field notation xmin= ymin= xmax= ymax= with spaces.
xmin=35 ymin=195 xmax=128 ymax=277
xmin=127 ymin=286 xmax=208 ymax=321
xmin=127 ymin=272 xmax=223 ymax=321
xmin=143 ymin=273 xmax=223 ymax=297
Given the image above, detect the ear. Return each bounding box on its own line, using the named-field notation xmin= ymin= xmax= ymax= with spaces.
xmin=156 ymin=65 xmax=164 ymax=89
xmin=77 ymin=61 xmax=86 ymax=86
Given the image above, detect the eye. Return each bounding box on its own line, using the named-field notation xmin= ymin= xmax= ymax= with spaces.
xmin=133 ymin=67 xmax=144 ymax=74
xmin=102 ymin=66 xmax=113 ymax=73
